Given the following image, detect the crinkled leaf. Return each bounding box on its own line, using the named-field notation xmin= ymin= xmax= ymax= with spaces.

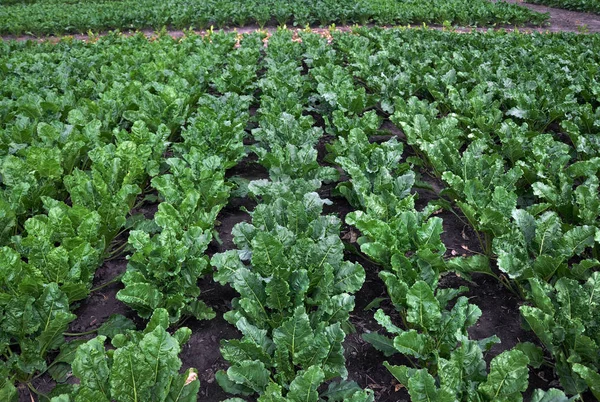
xmin=287 ymin=366 xmax=324 ymax=402
xmin=478 ymin=350 xmax=529 ymax=401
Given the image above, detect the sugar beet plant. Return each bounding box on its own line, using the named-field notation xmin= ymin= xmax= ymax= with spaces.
xmin=51 ymin=309 xmax=200 ymax=402
xmin=117 ymin=93 xmax=252 ymax=323
xmin=527 ymin=0 xmax=600 ymax=13
xmin=330 ymin=129 xmax=568 ymax=401
xmin=116 ymin=32 xmax=264 ymax=322
xmin=0 ymin=121 xmax=169 ymax=400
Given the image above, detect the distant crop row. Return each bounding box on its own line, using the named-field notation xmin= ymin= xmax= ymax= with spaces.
xmin=528 ymin=0 xmax=600 ymax=14
xmin=0 ymin=0 xmax=548 ymax=35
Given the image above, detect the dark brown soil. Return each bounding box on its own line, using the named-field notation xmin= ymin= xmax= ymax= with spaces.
xmin=179 ymin=278 xmax=241 ymax=402
xmin=342 ymin=250 xmax=412 ymax=401
xmin=70 ymin=260 xmax=135 ymax=331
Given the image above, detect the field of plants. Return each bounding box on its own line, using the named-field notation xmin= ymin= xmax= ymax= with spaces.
xmin=0 ymin=0 xmax=550 ymax=35
xmin=1 ymin=25 xmax=599 ymax=401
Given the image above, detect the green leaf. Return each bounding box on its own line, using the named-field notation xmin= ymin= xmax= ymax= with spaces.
xmin=185 ymin=299 xmax=216 ymax=321
xmin=438 ymin=339 xmax=487 ymax=395
xmin=73 ymin=387 xmax=109 ymax=401
xmin=116 ymin=283 xmax=163 ymax=319
xmin=512 ymin=209 xmax=536 ymax=246
xmin=321 ymin=380 xmax=367 ymax=401
xmin=71 ymin=336 xmax=110 ymax=400
xmin=215 ymin=370 xmax=254 ymax=396
xmin=0 ymin=381 xmax=17 ymax=402
xmin=165 ymin=369 xmax=200 ymax=402
xmin=363 ymin=297 xmax=386 ymax=311
xmin=48 ymin=340 xmax=87 ymax=382
xmin=232 ymin=268 xmax=269 ymax=323
xmin=273 ymin=306 xmax=313 ymax=365
xmin=110 ymin=343 xmax=154 ymax=402
xmin=407 ymin=369 xmax=454 ymax=402
xmin=333 ymin=261 xmax=365 ymax=294
xmin=97 ymin=314 xmax=136 ymax=339
xmin=572 ymin=363 xmax=600 ymax=400
xmin=478 ymin=350 xmax=529 ymax=401
xmin=406 ymin=281 xmax=441 ymax=329
xmin=221 ymin=339 xmax=271 ymax=366
xmin=374 ymin=309 xmax=402 ymax=334
xmin=287 ymin=366 xmax=325 ymax=402
xmin=520 ymin=306 xmax=555 ymax=352
xmin=383 ymin=362 xmax=412 ymax=386
xmin=515 ymin=342 xmax=544 ymax=369
xmin=393 ymin=330 xmax=429 ymax=359
xmin=257 ymin=383 xmax=285 ymax=402
xmin=265 ymin=276 xmax=291 ymax=312
xmin=361 ymin=333 xmax=397 ymax=357
xmin=527 ymin=278 xmax=554 ymax=315
xmin=530 ymin=388 xmax=569 ymax=402
xmin=38 ymin=311 xmax=76 ymax=355
xmin=141 ymin=326 xmax=182 ymax=401
xmin=144 ymin=308 xmax=170 ymax=334
xmin=562 ymin=225 xmax=597 ymax=257
xmin=227 ymin=361 xmax=270 ymax=394
xmin=446 ymin=255 xmax=492 ymax=281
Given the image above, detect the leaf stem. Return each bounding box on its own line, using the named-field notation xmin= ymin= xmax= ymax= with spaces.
xmin=90 ymin=273 xmax=123 ymax=293
xmin=63 ymin=328 xmax=98 ymax=336
xmin=105 ymin=241 xmax=129 ymax=260
xmin=26 ymin=382 xmax=50 ymax=401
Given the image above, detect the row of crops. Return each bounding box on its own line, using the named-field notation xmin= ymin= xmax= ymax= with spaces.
xmin=1 ymin=27 xmax=600 ymax=401
xmin=0 ymin=0 xmax=549 ymax=35
xmin=528 ymin=0 xmax=600 ymax=14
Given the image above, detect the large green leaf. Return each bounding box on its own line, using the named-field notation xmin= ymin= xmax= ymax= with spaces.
xmin=478 ymin=350 xmax=529 ymax=401
xmin=361 ymin=333 xmax=397 ymax=357
xmin=286 ymin=366 xmax=324 ymax=402
xmin=572 ymin=363 xmax=600 ymax=400
xmin=406 ymin=369 xmax=454 ymax=402
xmin=393 ymin=330 xmax=429 ymax=359
xmin=529 ymin=388 xmax=569 ymax=402
xmin=272 ymin=306 xmax=313 ymax=365
xmin=110 ymin=343 xmax=154 ymax=402
xmin=71 ymin=336 xmax=110 ymax=400
xmin=406 ymin=281 xmax=441 ymax=329
xmin=141 ymin=326 xmax=182 ymax=401
xmin=227 ymin=360 xmax=271 ymax=394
